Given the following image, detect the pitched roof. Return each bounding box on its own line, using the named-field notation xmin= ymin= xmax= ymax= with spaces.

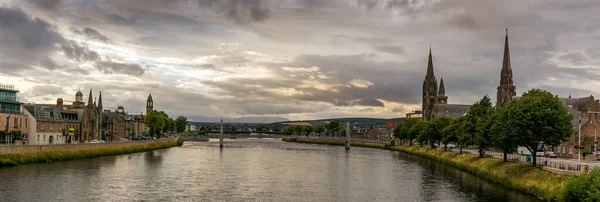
xmin=23 ymin=104 xmax=64 ymax=122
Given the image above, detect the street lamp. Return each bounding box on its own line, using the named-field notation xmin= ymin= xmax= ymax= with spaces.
xmin=578 ymin=119 xmax=581 ymax=167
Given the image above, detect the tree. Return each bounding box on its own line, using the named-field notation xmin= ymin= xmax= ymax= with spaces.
xmin=413 ymin=121 xmax=429 ymax=147
xmin=396 ymin=118 xmax=420 ymax=145
xmin=175 ymin=116 xmax=188 ymax=133
xmin=504 ymin=89 xmax=573 ymax=166
xmin=407 ymin=119 xmax=424 ymax=146
xmin=441 ymin=118 xmax=461 ymax=151
xmin=425 ymin=117 xmax=453 ymax=148
xmin=304 ymin=126 xmax=313 ymax=135
xmin=455 ymin=116 xmax=472 ymax=154
xmin=467 ymin=95 xmax=494 ymax=157
xmin=326 ymin=120 xmax=340 ymax=136
xmin=490 ymin=106 xmax=520 ymax=161
xmin=145 ymin=110 xmax=165 ymax=137
xmin=283 ymin=126 xmax=294 ymax=135
xmin=314 ymin=125 xmax=326 ymax=135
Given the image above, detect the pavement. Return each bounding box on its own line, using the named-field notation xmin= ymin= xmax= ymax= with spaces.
xmin=460 ymin=148 xmax=600 ymax=169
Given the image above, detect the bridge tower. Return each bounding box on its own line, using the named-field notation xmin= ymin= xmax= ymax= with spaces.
xmin=345 ymin=122 xmax=350 ymax=150
xmin=219 ymin=119 xmax=224 ymax=148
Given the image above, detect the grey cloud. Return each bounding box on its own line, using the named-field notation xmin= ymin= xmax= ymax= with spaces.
xmin=95 ymin=60 xmax=145 ymax=76
xmin=39 ymin=56 xmax=90 ymax=75
xmin=76 ymin=27 xmax=112 ymax=43
xmin=558 ymin=52 xmax=587 ymax=65
xmin=359 ymin=108 xmax=375 ymax=113
xmin=372 ymin=45 xmax=405 ymax=55
xmin=392 ymin=106 xmax=406 ymax=113
xmin=27 ymin=0 xmax=64 ymax=10
xmin=60 ymin=40 xmax=100 ymax=62
xmin=31 ymin=85 xmax=64 ymax=97
xmin=198 ymin=0 xmax=272 ymax=23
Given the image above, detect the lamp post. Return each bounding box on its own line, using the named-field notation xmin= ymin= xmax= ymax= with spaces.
xmin=578 ymin=119 xmax=581 ymax=167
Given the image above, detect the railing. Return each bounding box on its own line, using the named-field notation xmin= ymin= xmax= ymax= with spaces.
xmin=0 ymin=84 xmax=16 ymax=91
xmin=0 ymin=109 xmax=23 ymax=114
xmin=0 ymin=96 xmax=20 ymax=102
xmin=483 ymin=150 xmax=596 ymax=172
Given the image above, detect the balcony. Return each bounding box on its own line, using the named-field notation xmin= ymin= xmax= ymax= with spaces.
xmin=0 ymin=96 xmax=20 ymax=103
xmin=0 ymin=109 xmax=23 ymax=114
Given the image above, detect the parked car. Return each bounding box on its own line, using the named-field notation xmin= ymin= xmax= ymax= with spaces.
xmin=118 ymin=138 xmax=129 ymax=142
xmin=536 ymin=151 xmax=545 ymax=157
xmin=98 ymin=140 xmax=106 ymax=143
xmin=90 ymin=139 xmax=100 ymax=144
xmin=544 ymin=151 xmax=558 ymax=158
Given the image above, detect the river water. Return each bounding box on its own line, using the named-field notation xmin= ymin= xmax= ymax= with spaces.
xmin=0 ymin=139 xmax=541 ymax=202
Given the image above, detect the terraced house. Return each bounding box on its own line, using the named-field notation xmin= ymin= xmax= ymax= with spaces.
xmin=21 ymin=88 xmax=152 ymax=145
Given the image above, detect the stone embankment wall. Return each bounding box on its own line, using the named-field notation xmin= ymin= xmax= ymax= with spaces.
xmin=0 ymin=139 xmax=173 ymax=155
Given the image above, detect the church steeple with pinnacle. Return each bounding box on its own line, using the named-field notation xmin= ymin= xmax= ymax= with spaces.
xmin=437 ymin=77 xmax=447 ymax=104
xmin=422 ymin=45 xmax=438 ymax=121
xmin=497 ymin=29 xmax=517 ymax=107
xmin=87 ymin=89 xmax=93 ymax=108
xmin=146 ymin=91 xmax=154 ymax=115
xmin=98 ymin=91 xmax=103 ymax=112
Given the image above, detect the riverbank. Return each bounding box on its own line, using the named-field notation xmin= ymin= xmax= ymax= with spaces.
xmin=392 ymin=146 xmax=568 ymax=201
xmin=0 ymin=140 xmax=178 ymax=167
xmin=282 ymin=138 xmax=568 ymax=201
xmin=281 ymin=138 xmax=385 ymax=149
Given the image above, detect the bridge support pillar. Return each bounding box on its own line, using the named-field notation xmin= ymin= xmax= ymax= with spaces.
xmin=219 ymin=119 xmax=224 ymax=148
xmin=345 ymin=122 xmax=350 ymax=150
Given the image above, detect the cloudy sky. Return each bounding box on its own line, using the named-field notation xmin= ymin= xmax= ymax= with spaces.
xmin=1 ymin=0 xmax=599 ymax=122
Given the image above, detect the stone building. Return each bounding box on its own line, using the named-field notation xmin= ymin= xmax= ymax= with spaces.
xmin=420 ymin=48 xmax=471 ymax=120
xmin=554 ymin=96 xmax=600 ymax=158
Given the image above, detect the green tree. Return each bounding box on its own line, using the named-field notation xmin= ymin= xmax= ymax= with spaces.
xmin=441 ymin=118 xmax=460 ymax=151
xmin=490 ymin=106 xmax=520 ymax=161
xmin=326 ymin=120 xmax=341 ymax=136
xmin=396 ymin=118 xmax=420 ymax=145
xmin=407 ymin=119 xmax=424 ymax=146
xmin=304 ymin=126 xmax=313 ymax=135
xmin=144 ymin=110 xmax=165 ymax=137
xmin=413 ymin=121 xmax=429 ymax=147
xmin=314 ymin=125 xmax=326 ymax=135
xmin=425 ymin=117 xmax=453 ymax=148
xmin=175 ymin=116 xmax=188 ymax=133
xmin=282 ymin=126 xmax=294 ymax=135
xmin=455 ymin=116 xmax=473 ymax=154
xmin=467 ymin=95 xmax=494 ymax=157
xmin=505 ymin=89 xmax=573 ymax=166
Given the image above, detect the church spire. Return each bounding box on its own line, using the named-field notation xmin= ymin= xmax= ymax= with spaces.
xmin=501 ymin=29 xmax=512 ymax=78
xmin=426 ymin=44 xmax=434 ymax=78
xmin=439 ymin=77 xmax=445 ymax=96
xmin=88 ymin=89 xmax=93 ymax=107
xmin=98 ymin=91 xmax=103 ymax=110
xmin=497 ymin=29 xmax=517 ymax=107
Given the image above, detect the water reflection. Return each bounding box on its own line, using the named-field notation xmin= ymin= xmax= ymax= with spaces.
xmin=0 ymin=139 xmax=540 ymax=202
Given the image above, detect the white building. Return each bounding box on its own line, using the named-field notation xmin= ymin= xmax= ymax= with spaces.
xmin=23 ymin=104 xmax=68 ymax=145
xmin=186 ymin=123 xmax=196 ymax=132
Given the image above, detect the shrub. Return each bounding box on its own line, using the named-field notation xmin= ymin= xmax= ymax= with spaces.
xmin=390 ymin=138 xmax=396 ymax=146
xmin=564 ymin=168 xmax=600 ymax=202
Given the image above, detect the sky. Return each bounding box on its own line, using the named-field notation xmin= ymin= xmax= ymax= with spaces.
xmin=1 ymin=0 xmax=600 ymax=122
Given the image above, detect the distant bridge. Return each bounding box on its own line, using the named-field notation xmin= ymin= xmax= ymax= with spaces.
xmin=181 ymin=135 xmax=388 ymax=144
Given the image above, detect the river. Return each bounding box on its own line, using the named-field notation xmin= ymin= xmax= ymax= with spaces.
xmin=0 ymin=139 xmax=540 ymax=202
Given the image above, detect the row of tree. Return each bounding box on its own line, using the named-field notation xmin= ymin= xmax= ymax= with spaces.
xmin=394 ymin=89 xmax=573 ymax=166
xmin=282 ymin=120 xmax=343 ymax=136
xmin=144 ymin=110 xmax=182 ymax=137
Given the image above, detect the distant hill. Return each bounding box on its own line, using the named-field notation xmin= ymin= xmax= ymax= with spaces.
xmin=187 ymin=116 xmax=289 ymax=123
xmin=263 ymin=117 xmax=406 ymax=129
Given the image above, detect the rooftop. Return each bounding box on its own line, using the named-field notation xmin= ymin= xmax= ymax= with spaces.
xmin=0 ymin=84 xmax=18 ymax=92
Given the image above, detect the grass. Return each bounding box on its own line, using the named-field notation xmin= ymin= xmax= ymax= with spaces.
xmin=392 ymin=146 xmax=569 ymax=201
xmin=0 ymin=140 xmax=178 ymax=167
xmin=281 ymin=138 xmax=386 ymax=149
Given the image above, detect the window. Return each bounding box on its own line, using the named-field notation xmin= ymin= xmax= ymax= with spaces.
xmin=40 ymin=122 xmax=44 ymax=131
xmin=14 ymin=118 xmax=17 ymax=128
xmin=25 ymin=118 xmax=27 ymax=128
xmin=50 ymin=123 xmax=53 ymax=131
xmin=37 ymin=135 xmax=39 ymax=143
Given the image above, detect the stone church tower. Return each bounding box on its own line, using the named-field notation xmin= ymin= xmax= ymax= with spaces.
xmin=422 ymin=47 xmax=438 ymax=121
xmin=146 ymin=93 xmax=153 ymax=115
xmin=497 ymin=29 xmax=517 ymax=107
xmin=437 ymin=77 xmax=447 ymax=104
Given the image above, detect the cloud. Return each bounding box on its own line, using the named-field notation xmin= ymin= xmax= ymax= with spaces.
xmin=392 ymin=106 xmax=406 ymax=113
xmin=348 ymin=79 xmax=374 ymax=88
xmin=71 ymin=27 xmax=112 ymax=43
xmin=95 ymin=60 xmax=146 ymax=76
xmin=198 ymin=0 xmax=272 ymax=23
xmin=59 ymin=40 xmax=100 ymax=62
xmin=27 ymin=0 xmax=64 ymax=11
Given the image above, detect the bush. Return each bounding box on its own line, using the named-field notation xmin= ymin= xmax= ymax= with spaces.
xmin=564 ymin=168 xmax=600 ymax=202
xmin=389 ymin=138 xmax=396 ymax=146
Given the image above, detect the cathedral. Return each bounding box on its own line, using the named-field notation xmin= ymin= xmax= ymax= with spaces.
xmin=421 ymin=29 xmax=517 ymax=121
